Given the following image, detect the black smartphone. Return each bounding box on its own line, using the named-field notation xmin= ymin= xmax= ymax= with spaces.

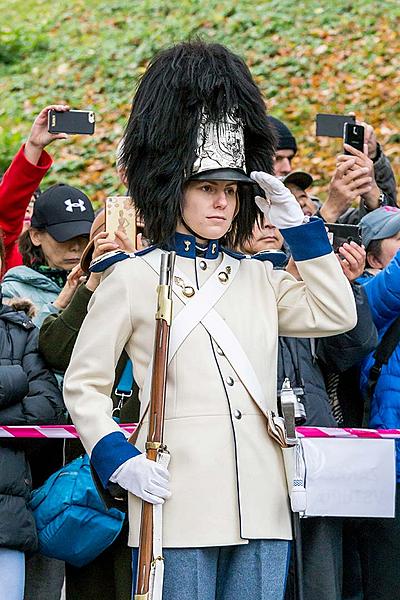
xmin=48 ymin=109 xmax=95 ymax=135
xmin=316 ymin=113 xmax=356 ymax=138
xmin=343 ymin=123 xmax=364 ymax=154
xmin=326 ymin=223 xmax=362 ymax=253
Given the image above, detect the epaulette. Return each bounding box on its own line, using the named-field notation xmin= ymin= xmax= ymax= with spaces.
xmin=222 ymin=247 xmax=288 ymax=268
xmin=251 ymin=250 xmax=288 ymax=269
xmin=222 ymin=247 xmax=246 ymax=260
xmin=89 ymin=250 xmax=131 ymax=273
xmin=134 ymin=245 xmax=157 ymax=257
xmin=89 ymin=245 xmax=157 ymax=273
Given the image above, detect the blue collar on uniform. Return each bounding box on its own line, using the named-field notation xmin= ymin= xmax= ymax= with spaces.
xmin=171 ymin=232 xmax=220 ymax=259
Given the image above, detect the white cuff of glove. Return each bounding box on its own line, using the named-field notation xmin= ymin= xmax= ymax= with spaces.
xmin=110 ymin=453 xmax=171 ymax=505
xmin=250 ymin=170 xmax=305 ymax=229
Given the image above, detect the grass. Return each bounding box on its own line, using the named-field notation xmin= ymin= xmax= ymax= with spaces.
xmin=1 ymin=0 xmax=399 ymax=204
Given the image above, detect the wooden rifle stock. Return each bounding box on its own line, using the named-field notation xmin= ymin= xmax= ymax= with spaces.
xmin=135 ymin=251 xmax=175 ymax=600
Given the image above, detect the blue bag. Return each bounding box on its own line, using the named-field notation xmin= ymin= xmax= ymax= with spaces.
xmin=29 ymin=454 xmax=125 ymax=568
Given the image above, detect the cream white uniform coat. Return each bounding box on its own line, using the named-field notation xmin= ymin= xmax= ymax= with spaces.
xmin=64 ymin=220 xmax=357 ymax=548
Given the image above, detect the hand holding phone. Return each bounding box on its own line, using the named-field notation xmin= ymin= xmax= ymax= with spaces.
xmin=25 ymin=105 xmax=70 ymax=165
xmin=337 ymin=240 xmax=366 ymax=282
xmin=48 ymin=109 xmax=95 ymax=135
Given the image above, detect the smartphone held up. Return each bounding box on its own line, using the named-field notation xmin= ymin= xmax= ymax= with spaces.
xmin=48 ymin=109 xmax=95 ymax=135
xmin=105 ymin=196 xmax=138 ymax=248
xmin=326 ymin=223 xmax=362 ymax=254
xmin=343 ymin=122 xmax=365 ymax=154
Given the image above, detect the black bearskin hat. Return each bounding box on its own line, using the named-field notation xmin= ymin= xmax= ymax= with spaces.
xmin=121 ymin=40 xmax=276 ymax=247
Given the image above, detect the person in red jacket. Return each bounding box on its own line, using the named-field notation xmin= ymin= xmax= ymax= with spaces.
xmin=0 ymin=104 xmax=70 ymax=274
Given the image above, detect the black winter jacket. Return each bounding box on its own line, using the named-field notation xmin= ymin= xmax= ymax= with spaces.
xmin=277 ymin=284 xmax=378 ymax=426
xmin=0 ymin=299 xmax=64 ymax=552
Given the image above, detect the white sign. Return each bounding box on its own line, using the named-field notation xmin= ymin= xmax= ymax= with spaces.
xmin=301 ymin=438 xmax=396 ymax=518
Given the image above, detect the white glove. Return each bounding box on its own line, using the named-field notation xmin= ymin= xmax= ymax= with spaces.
xmin=250 ymin=171 xmax=305 ymax=229
xmin=109 ymin=453 xmax=171 ymax=505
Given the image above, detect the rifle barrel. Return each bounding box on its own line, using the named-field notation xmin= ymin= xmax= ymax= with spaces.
xmin=135 ymin=251 xmax=175 ymax=599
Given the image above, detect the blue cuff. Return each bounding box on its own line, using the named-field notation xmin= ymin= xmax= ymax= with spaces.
xmin=281 ymin=217 xmax=332 ymax=261
xmin=91 ymin=431 xmax=141 ymax=487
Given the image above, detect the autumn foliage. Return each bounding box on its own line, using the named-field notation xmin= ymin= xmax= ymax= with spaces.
xmin=0 ymin=0 xmax=399 ymax=206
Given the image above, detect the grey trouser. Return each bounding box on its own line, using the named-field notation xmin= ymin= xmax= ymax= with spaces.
xmin=132 ymin=539 xmax=290 ymax=600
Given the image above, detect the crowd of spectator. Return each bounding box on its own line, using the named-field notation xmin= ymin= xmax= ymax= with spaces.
xmin=0 ymin=98 xmax=398 ymax=600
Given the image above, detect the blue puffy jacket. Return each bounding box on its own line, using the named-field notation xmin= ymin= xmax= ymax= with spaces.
xmin=359 ymin=251 xmax=400 ymax=480
xmin=2 ymin=266 xmax=61 ymax=327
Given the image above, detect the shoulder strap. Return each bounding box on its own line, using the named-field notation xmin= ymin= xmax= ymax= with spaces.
xmin=139 ymin=248 xmax=269 ymax=418
xmin=364 ymin=314 xmax=400 ymax=424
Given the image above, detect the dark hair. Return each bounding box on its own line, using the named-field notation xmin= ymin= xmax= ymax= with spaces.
xmin=18 ymin=229 xmax=46 ymax=267
xmin=366 ymin=238 xmax=383 ymax=268
xmin=122 ymin=40 xmax=276 ymax=248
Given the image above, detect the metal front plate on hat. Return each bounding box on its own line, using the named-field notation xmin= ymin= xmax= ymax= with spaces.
xmin=190 ymin=112 xmax=253 ymax=183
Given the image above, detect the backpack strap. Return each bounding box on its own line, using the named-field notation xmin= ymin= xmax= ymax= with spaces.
xmin=364 ymin=314 xmax=400 ymax=425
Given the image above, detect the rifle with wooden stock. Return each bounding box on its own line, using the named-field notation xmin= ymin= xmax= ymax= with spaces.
xmin=134 ymin=251 xmax=175 ymax=600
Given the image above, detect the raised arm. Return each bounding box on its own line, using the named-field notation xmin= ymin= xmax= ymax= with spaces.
xmin=250 ymin=171 xmax=357 ymax=338
xmin=0 ymin=104 xmax=69 ymax=272
xmin=39 ymin=283 xmax=93 ymax=372
xmin=269 ymin=218 xmax=357 ymax=337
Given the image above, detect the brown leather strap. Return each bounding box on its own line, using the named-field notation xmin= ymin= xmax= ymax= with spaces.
xmin=127 ymin=405 xmax=149 ymax=445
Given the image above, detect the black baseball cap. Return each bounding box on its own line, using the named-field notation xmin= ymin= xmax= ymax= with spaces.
xmin=31 ymin=183 xmax=94 ymax=242
xmin=283 ymin=171 xmax=313 ymax=191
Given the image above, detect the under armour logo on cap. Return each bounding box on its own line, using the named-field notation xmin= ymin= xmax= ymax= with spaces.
xmin=30 ymin=183 xmax=94 ymax=242
xmin=65 ymin=198 xmax=87 ymax=213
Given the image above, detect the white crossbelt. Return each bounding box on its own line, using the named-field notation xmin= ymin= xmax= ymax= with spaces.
xmin=140 ymin=249 xmax=269 ymax=420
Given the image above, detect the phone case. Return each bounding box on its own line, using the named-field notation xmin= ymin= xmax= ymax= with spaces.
xmin=105 ymin=196 xmax=137 ymax=246
xmin=316 ymin=114 xmax=356 ymax=138
xmin=343 ymin=123 xmax=364 ymax=154
xmin=48 ymin=110 xmax=95 ymax=135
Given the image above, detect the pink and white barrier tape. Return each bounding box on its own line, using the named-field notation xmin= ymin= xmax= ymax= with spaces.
xmin=296 ymin=426 xmax=400 ymax=439
xmin=0 ymin=424 xmax=400 ymax=439
xmin=0 ymin=424 xmax=137 ymax=438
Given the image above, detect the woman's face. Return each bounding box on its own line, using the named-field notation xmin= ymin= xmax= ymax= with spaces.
xmin=241 ymin=215 xmax=284 ymax=255
xmin=177 ymin=180 xmax=238 ymax=241
xmin=369 ymin=232 xmax=400 ymax=269
xmin=29 ymin=230 xmax=88 ymax=270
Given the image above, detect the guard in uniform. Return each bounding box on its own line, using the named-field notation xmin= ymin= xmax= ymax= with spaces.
xmin=64 ymin=41 xmax=357 ymax=600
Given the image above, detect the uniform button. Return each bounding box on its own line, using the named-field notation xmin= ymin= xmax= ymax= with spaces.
xmin=216 ymin=346 xmax=224 ymax=356
xmin=199 ymin=260 xmax=207 ymax=270
xmin=226 ymin=376 xmax=234 ymax=386
xmin=233 ymin=409 xmax=242 ymax=419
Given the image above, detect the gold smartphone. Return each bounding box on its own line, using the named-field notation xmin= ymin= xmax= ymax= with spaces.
xmin=104 ymin=196 xmax=137 ymax=246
